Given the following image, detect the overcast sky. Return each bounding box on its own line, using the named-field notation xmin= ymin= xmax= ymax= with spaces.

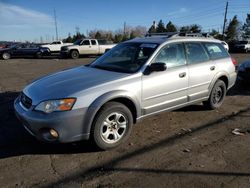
xmin=0 ymin=0 xmax=249 ymax=42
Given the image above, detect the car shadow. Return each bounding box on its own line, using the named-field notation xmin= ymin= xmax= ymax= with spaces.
xmin=0 ymin=91 xmax=99 ymax=159
xmin=227 ymin=79 xmax=250 ymax=96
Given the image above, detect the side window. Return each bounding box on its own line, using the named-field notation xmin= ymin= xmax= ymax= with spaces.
xmin=154 ymin=43 xmax=186 ymax=68
xmin=82 ymin=40 xmax=90 ymax=45
xmin=91 ymin=40 xmax=97 ymax=45
xmin=185 ymin=43 xmax=209 ymax=64
xmin=204 ymin=43 xmax=229 ymax=60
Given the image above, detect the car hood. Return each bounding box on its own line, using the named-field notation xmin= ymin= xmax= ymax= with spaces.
xmin=64 ymin=45 xmax=78 ymax=49
xmin=23 ymin=66 xmax=129 ymax=105
xmin=0 ymin=48 xmax=10 ymax=52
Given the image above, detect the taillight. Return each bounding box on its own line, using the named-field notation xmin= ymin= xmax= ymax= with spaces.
xmin=231 ymin=57 xmax=238 ymax=66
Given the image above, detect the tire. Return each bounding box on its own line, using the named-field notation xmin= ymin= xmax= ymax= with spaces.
xmin=203 ymin=80 xmax=226 ymax=110
xmin=36 ymin=52 xmax=42 ymax=59
xmin=92 ymin=102 xmax=133 ymax=150
xmin=2 ymin=52 xmax=11 ymax=60
xmin=70 ymin=50 xmax=79 ymax=59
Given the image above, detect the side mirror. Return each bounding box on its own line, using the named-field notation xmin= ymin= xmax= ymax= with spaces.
xmin=144 ymin=62 xmax=167 ymax=75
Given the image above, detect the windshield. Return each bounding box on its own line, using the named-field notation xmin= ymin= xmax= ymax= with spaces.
xmin=73 ymin=39 xmax=82 ymax=45
xmin=90 ymin=43 xmax=158 ymax=73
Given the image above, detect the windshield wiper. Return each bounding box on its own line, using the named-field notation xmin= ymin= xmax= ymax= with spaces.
xmin=92 ymin=65 xmax=115 ymax=72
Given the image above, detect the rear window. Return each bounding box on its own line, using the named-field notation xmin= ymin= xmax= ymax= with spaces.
xmin=204 ymin=43 xmax=229 ymax=60
xmin=185 ymin=43 xmax=210 ymax=64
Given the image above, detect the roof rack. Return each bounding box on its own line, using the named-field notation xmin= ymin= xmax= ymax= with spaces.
xmin=145 ymin=32 xmax=213 ymax=38
xmin=145 ymin=32 xmax=178 ymax=38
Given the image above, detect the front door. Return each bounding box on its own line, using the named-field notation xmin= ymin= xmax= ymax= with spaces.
xmin=142 ymin=43 xmax=188 ymax=115
xmin=79 ymin=40 xmax=92 ymax=54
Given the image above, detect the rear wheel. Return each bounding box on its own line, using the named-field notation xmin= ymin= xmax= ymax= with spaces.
xmin=70 ymin=50 xmax=79 ymax=59
xmin=2 ymin=52 xmax=11 ymax=60
xmin=92 ymin=102 xmax=133 ymax=150
xmin=203 ymin=80 xmax=226 ymax=110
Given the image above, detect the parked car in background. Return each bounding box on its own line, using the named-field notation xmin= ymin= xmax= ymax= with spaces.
xmin=41 ymin=41 xmax=73 ymax=53
xmin=0 ymin=43 xmax=50 ymax=60
xmin=14 ymin=34 xmax=236 ymax=150
xmin=238 ymin=59 xmax=250 ymax=82
xmin=61 ymin=39 xmax=116 ymax=59
xmin=0 ymin=43 xmax=7 ymax=49
xmin=234 ymin=41 xmax=250 ymax=53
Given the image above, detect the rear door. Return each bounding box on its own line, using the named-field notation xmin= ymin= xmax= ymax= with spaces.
xmin=185 ymin=42 xmax=216 ymax=101
xmin=90 ymin=40 xmax=99 ymax=54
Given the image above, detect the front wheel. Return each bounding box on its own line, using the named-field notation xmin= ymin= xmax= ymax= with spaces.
xmin=92 ymin=102 xmax=133 ymax=150
xmin=203 ymin=80 xmax=226 ymax=110
xmin=2 ymin=52 xmax=11 ymax=60
xmin=70 ymin=50 xmax=79 ymax=59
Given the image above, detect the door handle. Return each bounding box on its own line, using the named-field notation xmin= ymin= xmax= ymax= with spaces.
xmin=210 ymin=66 xmax=215 ymax=71
xmin=179 ymin=72 xmax=186 ymax=78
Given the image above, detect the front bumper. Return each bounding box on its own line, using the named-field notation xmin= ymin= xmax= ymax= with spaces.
xmin=60 ymin=51 xmax=70 ymax=57
xmin=14 ymin=96 xmax=90 ymax=143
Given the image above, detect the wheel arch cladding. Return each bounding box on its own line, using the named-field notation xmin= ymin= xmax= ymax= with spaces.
xmin=83 ymin=91 xmax=140 ymax=135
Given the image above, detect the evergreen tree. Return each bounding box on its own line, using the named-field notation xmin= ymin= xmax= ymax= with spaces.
xmin=226 ymin=15 xmax=240 ymax=42
xmin=114 ymin=34 xmax=123 ymax=43
xmin=156 ymin=20 xmax=166 ymax=33
xmin=180 ymin=26 xmax=190 ymax=33
xmin=210 ymin=29 xmax=223 ymax=40
xmin=95 ymin=31 xmax=102 ymax=39
xmin=189 ymin=24 xmax=202 ymax=33
xmin=242 ymin=14 xmax=250 ymax=40
xmin=130 ymin=31 xmax=136 ymax=39
xmin=166 ymin=21 xmax=177 ymax=32
xmin=148 ymin=23 xmax=156 ymax=33
xmin=63 ymin=33 xmax=73 ymax=43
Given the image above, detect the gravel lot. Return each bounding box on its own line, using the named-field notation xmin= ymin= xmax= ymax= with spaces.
xmin=0 ymin=53 xmax=250 ymax=188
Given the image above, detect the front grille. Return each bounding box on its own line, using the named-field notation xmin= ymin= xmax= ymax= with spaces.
xmin=20 ymin=93 xmax=32 ymax=109
xmin=61 ymin=47 xmax=68 ymax=51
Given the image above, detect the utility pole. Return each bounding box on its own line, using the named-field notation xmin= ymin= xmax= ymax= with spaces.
xmin=54 ymin=8 xmax=58 ymax=41
xmin=222 ymin=1 xmax=228 ymax=40
xmin=123 ymin=22 xmax=126 ymax=36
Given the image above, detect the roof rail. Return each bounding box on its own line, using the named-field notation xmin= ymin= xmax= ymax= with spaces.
xmin=145 ymin=32 xmax=213 ymax=38
xmin=145 ymin=32 xmax=178 ymax=38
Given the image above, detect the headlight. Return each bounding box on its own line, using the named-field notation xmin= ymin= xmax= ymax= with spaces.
xmin=35 ymin=98 xmax=76 ymax=113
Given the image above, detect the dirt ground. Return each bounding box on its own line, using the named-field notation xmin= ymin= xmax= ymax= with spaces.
xmin=0 ymin=54 xmax=250 ymax=188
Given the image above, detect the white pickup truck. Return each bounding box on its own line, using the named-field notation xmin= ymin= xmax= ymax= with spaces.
xmin=41 ymin=41 xmax=73 ymax=53
xmin=234 ymin=41 xmax=250 ymax=53
xmin=60 ymin=39 xmax=116 ymax=59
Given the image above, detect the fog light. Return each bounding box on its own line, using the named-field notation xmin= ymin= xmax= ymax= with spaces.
xmin=50 ymin=129 xmax=59 ymax=138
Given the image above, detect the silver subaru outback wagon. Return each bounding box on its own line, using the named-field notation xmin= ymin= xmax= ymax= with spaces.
xmin=14 ymin=34 xmax=237 ymax=150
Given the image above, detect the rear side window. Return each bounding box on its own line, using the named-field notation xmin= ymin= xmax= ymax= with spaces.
xmin=185 ymin=43 xmax=209 ymax=64
xmin=154 ymin=43 xmax=186 ymax=68
xmin=91 ymin=40 xmax=97 ymax=45
xmin=204 ymin=43 xmax=229 ymax=60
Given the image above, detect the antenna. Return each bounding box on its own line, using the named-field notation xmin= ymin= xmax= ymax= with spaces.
xmin=54 ymin=8 xmax=58 ymax=41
